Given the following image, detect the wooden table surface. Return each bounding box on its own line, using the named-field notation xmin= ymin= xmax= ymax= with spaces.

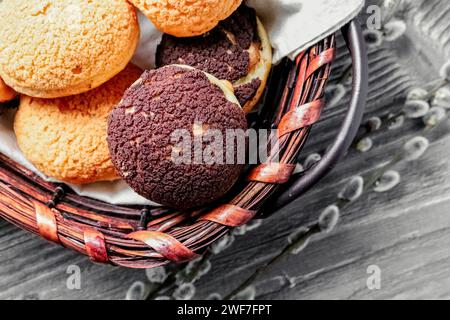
xmin=2 ymin=0 xmax=450 ymax=300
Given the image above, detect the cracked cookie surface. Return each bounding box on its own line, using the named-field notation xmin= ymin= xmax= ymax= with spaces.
xmin=0 ymin=0 xmax=140 ymax=98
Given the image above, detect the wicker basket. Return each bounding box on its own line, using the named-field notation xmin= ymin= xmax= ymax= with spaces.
xmin=0 ymin=21 xmax=368 ymax=269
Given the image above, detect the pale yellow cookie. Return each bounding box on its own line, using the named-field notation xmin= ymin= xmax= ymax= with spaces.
xmin=14 ymin=64 xmax=143 ymax=185
xmin=0 ymin=0 xmax=140 ymax=98
xmin=130 ymin=0 xmax=243 ymax=37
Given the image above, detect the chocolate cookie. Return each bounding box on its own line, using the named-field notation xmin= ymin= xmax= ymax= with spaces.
xmin=156 ymin=4 xmax=272 ymax=113
xmin=107 ymin=65 xmax=248 ymax=209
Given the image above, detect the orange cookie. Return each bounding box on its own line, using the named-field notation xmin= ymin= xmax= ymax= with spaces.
xmin=131 ymin=0 xmax=243 ymax=37
xmin=0 ymin=77 xmax=17 ymax=103
xmin=14 ymin=64 xmax=143 ymax=185
xmin=0 ymin=0 xmax=140 ymax=98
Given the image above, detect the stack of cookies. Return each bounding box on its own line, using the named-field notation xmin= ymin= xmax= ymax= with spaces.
xmin=0 ymin=0 xmax=272 ymax=209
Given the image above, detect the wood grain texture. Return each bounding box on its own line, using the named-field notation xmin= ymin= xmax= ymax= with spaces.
xmin=1 ymin=0 xmax=450 ymax=300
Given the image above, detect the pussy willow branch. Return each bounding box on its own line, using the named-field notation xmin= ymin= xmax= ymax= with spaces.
xmin=224 ymin=225 xmax=321 ymax=300
xmin=224 ymin=106 xmax=450 ymax=300
xmin=145 ymin=251 xmax=213 ymax=300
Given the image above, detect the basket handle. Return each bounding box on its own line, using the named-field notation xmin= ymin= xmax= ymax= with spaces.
xmin=264 ymin=20 xmax=369 ymax=216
